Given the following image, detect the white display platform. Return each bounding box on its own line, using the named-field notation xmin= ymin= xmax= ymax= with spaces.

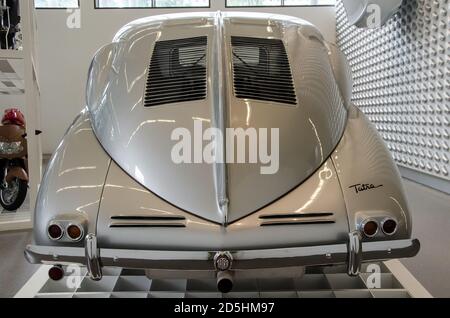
xmin=0 ymin=195 xmax=32 ymax=231
xmin=15 ymin=260 xmax=432 ymax=298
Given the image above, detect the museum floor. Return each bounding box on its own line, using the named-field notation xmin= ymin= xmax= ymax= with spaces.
xmin=0 ymin=179 xmax=449 ymax=298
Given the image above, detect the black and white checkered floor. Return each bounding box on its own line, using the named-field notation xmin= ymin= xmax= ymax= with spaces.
xmin=15 ymin=261 xmax=431 ymax=298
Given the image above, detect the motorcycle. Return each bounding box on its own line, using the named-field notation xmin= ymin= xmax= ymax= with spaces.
xmin=0 ymin=108 xmax=28 ymax=211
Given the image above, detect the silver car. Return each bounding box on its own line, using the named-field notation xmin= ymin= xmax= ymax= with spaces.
xmin=25 ymin=12 xmax=419 ymax=293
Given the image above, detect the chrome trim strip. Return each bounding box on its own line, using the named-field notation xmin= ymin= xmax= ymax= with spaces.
xmin=211 ymin=11 xmax=229 ymax=225
xmin=25 ymin=238 xmax=420 ymax=272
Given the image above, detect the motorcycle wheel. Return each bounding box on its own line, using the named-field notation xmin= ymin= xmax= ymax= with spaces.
xmin=0 ymin=178 xmax=28 ymax=212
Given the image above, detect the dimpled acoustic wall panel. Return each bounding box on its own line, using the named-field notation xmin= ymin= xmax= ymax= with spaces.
xmin=336 ymin=0 xmax=449 ymax=192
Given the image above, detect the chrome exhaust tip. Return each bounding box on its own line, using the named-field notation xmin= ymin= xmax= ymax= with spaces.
xmin=48 ymin=265 xmax=64 ymax=281
xmin=217 ymin=271 xmax=234 ymax=294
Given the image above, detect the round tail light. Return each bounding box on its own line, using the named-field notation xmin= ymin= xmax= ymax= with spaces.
xmin=48 ymin=223 xmax=63 ymax=241
xmin=48 ymin=266 xmax=64 ymax=281
xmin=67 ymin=224 xmax=84 ymax=241
xmin=362 ymin=220 xmax=379 ymax=237
xmin=382 ymin=218 xmax=398 ymax=235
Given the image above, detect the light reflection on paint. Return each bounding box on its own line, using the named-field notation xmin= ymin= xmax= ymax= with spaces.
xmin=139 ymin=206 xmax=176 ymax=215
xmin=135 ymin=166 xmax=145 ymax=184
xmin=76 ymin=201 xmax=100 ymax=213
xmin=59 ymin=166 xmax=97 ymax=177
xmin=295 ymin=164 xmax=332 ymax=213
xmin=186 ymin=219 xmax=218 ymax=229
xmin=130 ymin=98 xmax=143 ymax=112
xmin=192 ymin=117 xmax=211 ymax=123
xmin=106 ymin=184 xmax=150 ymax=194
xmin=74 ymin=128 xmax=92 ymax=135
xmin=124 ymin=64 xmax=146 ymax=93
xmin=309 ymin=118 xmax=324 ymax=162
xmin=56 ymin=185 xmax=103 ymax=193
xmin=390 ymin=196 xmax=408 ymax=232
xmin=126 ymin=119 xmax=176 ymax=147
xmin=246 ymin=102 xmax=252 ymax=126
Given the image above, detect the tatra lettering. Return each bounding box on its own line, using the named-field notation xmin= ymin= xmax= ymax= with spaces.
xmin=349 ymin=183 xmax=383 ymax=194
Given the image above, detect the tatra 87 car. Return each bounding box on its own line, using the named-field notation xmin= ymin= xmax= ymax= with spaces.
xmin=25 ymin=12 xmax=419 ymax=293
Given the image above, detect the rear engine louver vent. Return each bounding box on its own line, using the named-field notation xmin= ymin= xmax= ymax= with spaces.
xmin=144 ymin=36 xmax=208 ymax=107
xmin=231 ymin=36 xmax=297 ymax=105
xmin=110 ymin=215 xmax=186 ymax=228
xmin=259 ymin=213 xmax=335 ymax=227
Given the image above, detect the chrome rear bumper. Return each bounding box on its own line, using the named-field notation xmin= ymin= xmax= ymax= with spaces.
xmin=25 ymin=232 xmax=420 ymax=281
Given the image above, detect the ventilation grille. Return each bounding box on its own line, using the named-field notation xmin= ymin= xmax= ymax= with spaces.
xmin=110 ymin=215 xmax=186 ymax=228
xmin=259 ymin=213 xmax=335 ymax=227
xmin=144 ymin=36 xmax=208 ymax=107
xmin=231 ymin=36 xmax=297 ymax=105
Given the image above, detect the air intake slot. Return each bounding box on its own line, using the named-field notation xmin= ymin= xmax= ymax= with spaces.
xmin=259 ymin=213 xmax=335 ymax=227
xmin=231 ymin=36 xmax=297 ymax=105
xmin=144 ymin=36 xmax=208 ymax=107
xmin=110 ymin=215 xmax=186 ymax=228
xmin=259 ymin=213 xmax=334 ymax=220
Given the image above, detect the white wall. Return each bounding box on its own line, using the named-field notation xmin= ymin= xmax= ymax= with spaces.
xmin=36 ymin=1 xmax=336 ymax=154
xmin=0 ymin=60 xmax=25 ymax=116
xmin=0 ymin=95 xmax=25 ymax=113
xmin=336 ymin=0 xmax=449 ymax=192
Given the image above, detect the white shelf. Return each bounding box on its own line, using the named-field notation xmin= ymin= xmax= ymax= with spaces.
xmin=0 ymin=49 xmax=24 ymax=60
xmin=0 ymin=57 xmax=40 ymax=96
xmin=0 ymin=0 xmax=41 ymax=231
xmin=0 ymin=212 xmax=32 ymax=231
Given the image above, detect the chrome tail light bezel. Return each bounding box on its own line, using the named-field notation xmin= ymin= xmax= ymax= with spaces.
xmin=47 ymin=222 xmax=64 ymax=241
xmin=360 ymin=219 xmax=379 ymax=238
xmin=381 ymin=218 xmax=398 ymax=236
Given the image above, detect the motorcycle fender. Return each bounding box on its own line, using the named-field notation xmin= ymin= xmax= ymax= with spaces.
xmin=6 ymin=167 xmax=28 ymax=183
